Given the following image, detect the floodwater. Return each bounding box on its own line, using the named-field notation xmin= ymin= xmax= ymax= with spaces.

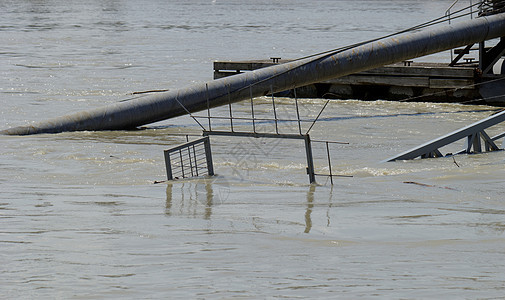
xmin=2 ymin=0 xmax=505 ymax=298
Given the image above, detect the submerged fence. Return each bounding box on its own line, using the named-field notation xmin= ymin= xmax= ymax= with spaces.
xmin=164 ymin=137 xmax=214 ymax=180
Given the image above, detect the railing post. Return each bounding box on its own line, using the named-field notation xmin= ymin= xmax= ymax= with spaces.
xmin=271 ymin=85 xmax=279 ymax=134
xmin=473 ymin=132 xmax=482 ymax=152
xmin=187 ymin=146 xmax=194 ymax=177
xmin=193 ymin=145 xmax=199 ymax=176
xmin=294 ymin=88 xmax=302 ymax=135
xmin=206 ymin=83 xmax=212 ymax=131
xmin=304 ymin=135 xmax=316 ymax=184
xmin=164 ymin=150 xmax=173 ymax=180
xmin=179 ymin=150 xmax=185 ymax=178
xmin=326 ymin=142 xmax=334 ymax=185
xmin=203 ymin=137 xmax=214 ymax=176
xmin=227 ymin=84 xmax=234 ymax=132
xmin=250 ymin=85 xmax=256 ymax=133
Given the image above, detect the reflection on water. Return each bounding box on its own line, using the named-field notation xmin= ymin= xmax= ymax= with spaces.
xmin=304 ymin=185 xmax=335 ymax=233
xmin=166 ymin=177 xmax=228 ymax=219
xmin=166 ymin=179 xmax=325 ymax=235
xmin=304 ymin=184 xmax=315 ymax=233
xmin=204 ymin=181 xmax=213 ymax=219
xmin=166 ymin=181 xmax=213 ymax=219
xmin=165 ymin=183 xmax=172 ymax=216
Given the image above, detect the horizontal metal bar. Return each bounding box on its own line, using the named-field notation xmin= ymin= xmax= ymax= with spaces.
xmin=169 ymin=149 xmax=206 ymax=157
xmin=171 ymin=159 xmax=205 ymax=166
xmin=491 ymin=131 xmax=505 ymax=141
xmin=191 ymin=158 xmax=208 ymax=164
xmin=311 ymin=140 xmax=349 ymax=145
xmin=164 ymin=137 xmax=208 ymax=154
xmin=171 ymin=158 xmax=209 ymax=165
xmin=171 ymin=159 xmax=208 ymax=166
xmin=203 ymin=130 xmax=306 ymax=139
xmin=172 ymin=165 xmax=208 ymax=171
xmin=193 ymin=115 xmax=310 ymax=123
xmin=172 ymin=167 xmax=207 ymax=178
xmin=169 ymin=154 xmax=204 ymax=161
xmin=314 ymin=173 xmax=353 ymax=178
xmin=166 ymin=133 xmax=205 ymax=137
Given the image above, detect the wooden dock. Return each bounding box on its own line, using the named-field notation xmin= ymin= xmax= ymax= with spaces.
xmin=214 ymin=59 xmax=504 ymax=105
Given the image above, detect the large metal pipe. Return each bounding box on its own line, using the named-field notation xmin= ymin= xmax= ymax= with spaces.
xmin=3 ymin=13 xmax=505 ymax=135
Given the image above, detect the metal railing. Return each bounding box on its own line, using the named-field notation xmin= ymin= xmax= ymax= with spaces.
xmin=191 ymin=87 xmax=350 ymax=184
xmin=479 ymin=0 xmax=505 ymax=16
xmin=446 ymin=0 xmax=475 ymax=23
xmin=386 ymin=109 xmax=505 ymax=161
xmin=444 ymin=0 xmax=505 ymax=19
xmin=164 ymin=137 xmax=214 ymax=180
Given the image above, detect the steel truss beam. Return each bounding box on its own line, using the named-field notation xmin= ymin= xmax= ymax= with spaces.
xmin=480 ymin=37 xmax=505 ymax=74
xmin=386 ymin=109 xmax=505 ymax=161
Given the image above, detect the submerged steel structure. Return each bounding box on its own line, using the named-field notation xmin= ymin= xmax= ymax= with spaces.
xmin=386 ymin=109 xmax=505 ymax=161
xmin=3 ymin=13 xmax=505 ymax=135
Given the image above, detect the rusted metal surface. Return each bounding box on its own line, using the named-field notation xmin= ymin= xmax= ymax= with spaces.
xmin=3 ymin=13 xmax=505 ymax=135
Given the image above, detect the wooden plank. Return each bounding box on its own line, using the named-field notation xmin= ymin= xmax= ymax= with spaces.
xmin=216 ymin=71 xmax=474 ymax=89
xmin=359 ymin=65 xmax=475 ymax=78
xmin=213 ymin=60 xmax=476 ymax=78
xmin=325 ymin=75 xmax=430 ymax=87
xmin=429 ymin=78 xmax=474 ymax=89
xmin=214 ymin=61 xmax=280 ymax=71
xmin=214 ymin=71 xmax=243 ymax=79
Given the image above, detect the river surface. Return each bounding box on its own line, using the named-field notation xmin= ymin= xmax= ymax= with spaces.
xmin=2 ymin=0 xmax=505 ymax=298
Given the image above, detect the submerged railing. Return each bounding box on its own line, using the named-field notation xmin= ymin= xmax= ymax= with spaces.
xmin=386 ymin=110 xmax=505 ymax=161
xmin=164 ymin=137 xmax=214 ymax=181
xmin=164 ymin=87 xmax=350 ymax=184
